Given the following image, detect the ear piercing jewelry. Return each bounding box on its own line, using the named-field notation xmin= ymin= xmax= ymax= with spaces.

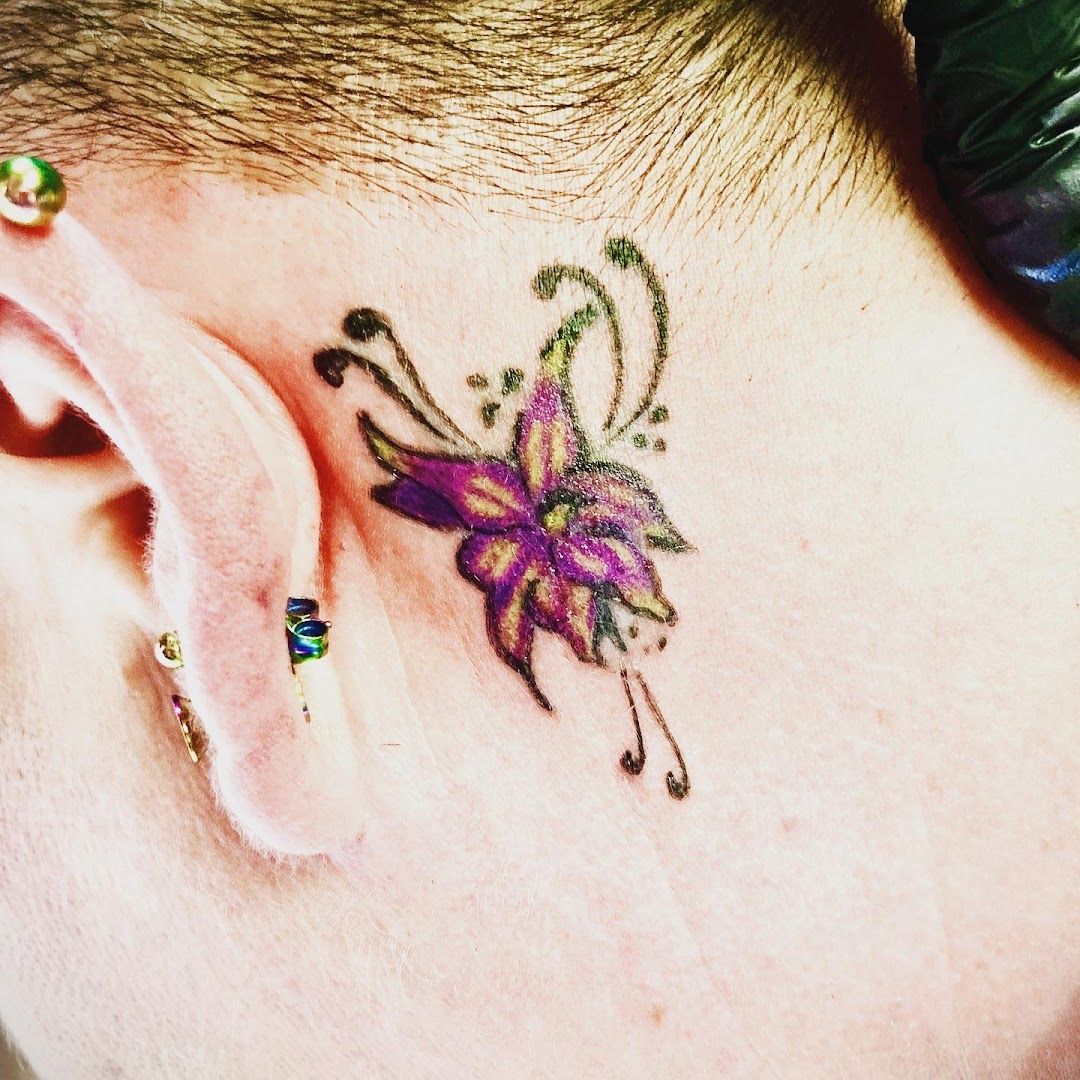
xmin=154 ymin=630 xmax=184 ymax=669
xmin=152 ymin=630 xmax=205 ymax=763
xmin=285 ymin=597 xmax=331 ymax=664
xmin=285 ymin=597 xmax=331 ymax=723
xmin=0 ymin=156 xmax=66 ymax=227
xmin=154 ymin=597 xmax=330 ymax=760
xmin=171 ymin=694 xmax=204 ymax=765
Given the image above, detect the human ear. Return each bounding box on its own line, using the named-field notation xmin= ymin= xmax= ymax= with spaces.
xmin=0 ymin=216 xmax=365 ymax=856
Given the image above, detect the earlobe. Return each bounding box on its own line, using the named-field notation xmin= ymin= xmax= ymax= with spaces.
xmin=0 ymin=216 xmax=366 ymax=856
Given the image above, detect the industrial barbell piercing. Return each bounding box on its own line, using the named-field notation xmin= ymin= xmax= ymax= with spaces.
xmin=0 ymin=157 xmax=66 ymax=228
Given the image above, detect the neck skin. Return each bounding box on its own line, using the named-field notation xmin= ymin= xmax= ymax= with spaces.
xmin=1 ymin=132 xmax=1077 ymax=1078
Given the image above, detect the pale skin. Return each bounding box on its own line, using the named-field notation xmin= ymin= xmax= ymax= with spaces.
xmin=1 ymin=55 xmax=1078 ymax=1080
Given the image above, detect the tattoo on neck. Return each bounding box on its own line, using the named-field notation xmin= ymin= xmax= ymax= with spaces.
xmin=313 ymin=238 xmax=693 ymax=800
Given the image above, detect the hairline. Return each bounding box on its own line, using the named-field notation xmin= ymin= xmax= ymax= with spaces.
xmin=0 ymin=0 xmax=906 ymax=229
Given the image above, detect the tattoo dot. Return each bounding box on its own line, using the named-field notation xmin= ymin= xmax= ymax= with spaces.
xmin=654 ymin=438 xmax=667 ymax=452
xmin=480 ymin=400 xmax=501 ymax=428
xmin=466 ymin=373 xmax=489 ymax=391
xmin=632 ymin=433 xmax=648 ymax=449
xmin=313 ymin=348 xmax=351 ymax=389
xmin=343 ymin=308 xmax=384 ymax=343
xmin=501 ymin=367 xmax=525 ymax=395
xmin=649 ymin=405 xmax=669 ymax=424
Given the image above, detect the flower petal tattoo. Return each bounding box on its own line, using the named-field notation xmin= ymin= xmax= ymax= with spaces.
xmin=315 ymin=239 xmax=693 ymax=799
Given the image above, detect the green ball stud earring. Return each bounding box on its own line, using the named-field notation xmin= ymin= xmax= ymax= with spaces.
xmin=0 ymin=156 xmax=67 ymax=227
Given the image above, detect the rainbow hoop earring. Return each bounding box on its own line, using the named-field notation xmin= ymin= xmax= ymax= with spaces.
xmin=285 ymin=597 xmax=331 ymax=664
xmin=285 ymin=597 xmax=331 ymax=723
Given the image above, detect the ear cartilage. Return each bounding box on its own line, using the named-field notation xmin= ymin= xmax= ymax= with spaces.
xmin=0 ymin=156 xmax=66 ymax=227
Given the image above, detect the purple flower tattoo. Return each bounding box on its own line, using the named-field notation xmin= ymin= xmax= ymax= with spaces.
xmin=314 ymin=239 xmax=694 ymax=798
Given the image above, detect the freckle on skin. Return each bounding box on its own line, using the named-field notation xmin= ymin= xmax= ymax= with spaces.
xmin=649 ymin=1005 xmax=665 ymax=1026
xmin=799 ymin=537 xmax=811 ymax=553
xmin=781 ymin=815 xmax=799 ymax=832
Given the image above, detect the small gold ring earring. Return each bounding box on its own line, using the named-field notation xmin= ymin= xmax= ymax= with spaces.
xmin=154 ymin=630 xmax=184 ymax=669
